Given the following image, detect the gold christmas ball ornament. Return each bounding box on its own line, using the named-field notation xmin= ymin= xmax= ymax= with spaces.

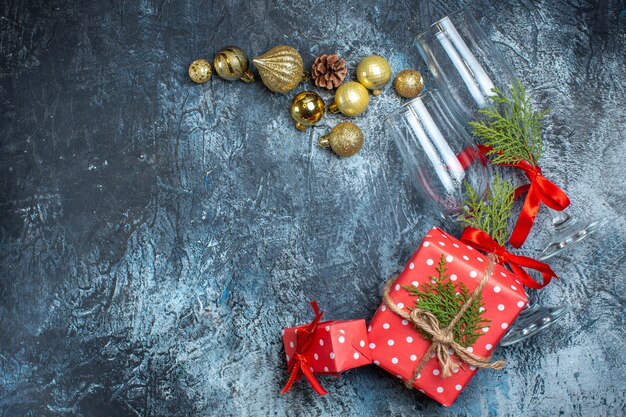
xmin=318 ymin=122 xmax=364 ymax=157
xmin=188 ymin=59 xmax=212 ymax=83
xmin=328 ymin=81 xmax=370 ymax=117
xmin=290 ymin=91 xmax=325 ymax=131
xmin=356 ymin=55 xmax=392 ymax=96
xmin=393 ymin=69 xmax=424 ymax=98
xmin=214 ymin=46 xmax=254 ymax=83
xmin=253 ymin=45 xmax=305 ymax=94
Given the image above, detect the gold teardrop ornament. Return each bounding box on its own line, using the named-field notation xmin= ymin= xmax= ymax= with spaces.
xmin=356 ymin=55 xmax=392 ymax=96
xmin=290 ymin=91 xmax=325 ymax=130
xmin=253 ymin=45 xmax=305 ymax=94
xmin=318 ymin=122 xmax=364 ymax=157
xmin=188 ymin=59 xmax=212 ymax=83
xmin=328 ymin=81 xmax=369 ymax=117
xmin=393 ymin=69 xmax=424 ymax=98
xmin=214 ymin=46 xmax=255 ymax=82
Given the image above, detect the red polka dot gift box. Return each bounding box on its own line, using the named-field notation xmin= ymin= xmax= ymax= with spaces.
xmin=367 ymin=227 xmax=528 ymax=406
xmin=281 ymin=302 xmax=372 ymax=395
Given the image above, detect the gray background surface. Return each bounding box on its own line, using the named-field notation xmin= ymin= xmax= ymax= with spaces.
xmin=1 ymin=0 xmax=624 ymax=416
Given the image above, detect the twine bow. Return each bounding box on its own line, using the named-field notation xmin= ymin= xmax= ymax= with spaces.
xmin=383 ymin=255 xmax=505 ymax=387
xmin=281 ymin=301 xmax=328 ymax=395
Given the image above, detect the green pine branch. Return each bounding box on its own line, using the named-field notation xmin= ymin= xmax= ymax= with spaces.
xmin=461 ymin=174 xmax=515 ymax=246
xmin=469 ymin=79 xmax=548 ymax=166
xmin=403 ymin=255 xmax=490 ymax=347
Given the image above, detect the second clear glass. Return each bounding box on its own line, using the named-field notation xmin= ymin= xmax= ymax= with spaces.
xmin=385 ymin=88 xmax=489 ymax=222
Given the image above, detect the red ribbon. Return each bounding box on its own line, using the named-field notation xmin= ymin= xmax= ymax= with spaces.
xmin=281 ymin=301 xmax=328 ymax=395
xmin=456 ymin=144 xmax=491 ymax=169
xmin=456 ymin=145 xmax=571 ymax=248
xmin=501 ymin=161 xmax=570 ymax=248
xmin=460 ymin=227 xmax=557 ymax=289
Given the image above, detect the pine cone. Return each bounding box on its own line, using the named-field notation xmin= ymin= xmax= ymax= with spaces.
xmin=311 ymin=54 xmax=347 ymax=90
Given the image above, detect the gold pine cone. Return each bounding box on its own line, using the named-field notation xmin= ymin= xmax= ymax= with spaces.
xmin=311 ymin=54 xmax=347 ymax=89
xmin=253 ymin=45 xmax=304 ymax=94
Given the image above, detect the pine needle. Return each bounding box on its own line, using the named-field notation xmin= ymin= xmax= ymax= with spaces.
xmin=403 ymin=255 xmax=490 ymax=347
xmin=460 ymin=174 xmax=515 ymax=246
xmin=469 ymin=79 xmax=548 ymax=166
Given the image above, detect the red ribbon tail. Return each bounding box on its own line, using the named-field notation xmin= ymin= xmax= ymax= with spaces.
xmin=506 ymin=253 xmax=557 ymax=289
xmin=460 ymin=226 xmax=557 ymax=289
xmin=281 ymin=357 xmax=327 ymax=395
xmin=514 ymin=183 xmax=531 ymax=200
xmin=300 ymin=360 xmax=328 ymax=395
xmin=280 ymin=361 xmax=302 ymax=394
xmin=535 ymin=175 xmax=571 ymax=211
xmin=509 ymin=183 xmax=541 ymax=248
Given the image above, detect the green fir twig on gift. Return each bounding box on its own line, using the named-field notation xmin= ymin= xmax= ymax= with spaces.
xmin=461 ymin=174 xmax=515 ymax=246
xmin=403 ymin=255 xmax=490 ymax=347
xmin=470 ymin=80 xmax=549 ymax=167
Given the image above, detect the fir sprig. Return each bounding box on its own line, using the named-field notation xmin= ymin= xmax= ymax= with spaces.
xmin=470 ymin=79 xmax=548 ymax=166
xmin=403 ymin=255 xmax=490 ymax=347
xmin=461 ymin=174 xmax=515 ymax=246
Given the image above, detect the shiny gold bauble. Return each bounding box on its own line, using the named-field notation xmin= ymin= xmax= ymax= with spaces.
xmin=290 ymin=91 xmax=325 ymax=130
xmin=328 ymin=81 xmax=370 ymax=117
xmin=393 ymin=69 xmax=424 ymax=98
xmin=253 ymin=45 xmax=304 ymax=94
xmin=214 ymin=46 xmax=254 ymax=82
xmin=319 ymin=122 xmax=364 ymax=157
xmin=188 ymin=59 xmax=212 ymax=83
xmin=356 ymin=55 xmax=392 ymax=96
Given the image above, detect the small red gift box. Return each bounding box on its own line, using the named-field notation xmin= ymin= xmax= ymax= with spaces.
xmin=283 ymin=319 xmax=372 ymax=373
xmin=368 ymin=227 xmax=528 ymax=406
xmin=281 ymin=303 xmax=372 ymax=394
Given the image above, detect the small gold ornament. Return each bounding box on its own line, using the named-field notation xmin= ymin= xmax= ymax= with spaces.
xmin=214 ymin=46 xmax=254 ymax=82
xmin=290 ymin=91 xmax=325 ymax=130
xmin=328 ymin=81 xmax=370 ymax=117
xmin=356 ymin=55 xmax=392 ymax=96
xmin=319 ymin=122 xmax=364 ymax=157
xmin=188 ymin=59 xmax=212 ymax=83
xmin=393 ymin=69 xmax=424 ymax=98
xmin=253 ymin=45 xmax=305 ymax=94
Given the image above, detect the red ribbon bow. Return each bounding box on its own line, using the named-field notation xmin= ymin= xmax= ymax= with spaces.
xmin=502 ymin=161 xmax=570 ymax=248
xmin=456 ymin=145 xmax=571 ymax=248
xmin=281 ymin=301 xmax=328 ymax=395
xmin=460 ymin=227 xmax=557 ymax=289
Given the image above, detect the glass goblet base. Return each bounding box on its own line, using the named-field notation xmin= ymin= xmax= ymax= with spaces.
xmin=500 ymin=303 xmax=568 ymax=346
xmin=539 ymin=212 xmax=607 ymax=261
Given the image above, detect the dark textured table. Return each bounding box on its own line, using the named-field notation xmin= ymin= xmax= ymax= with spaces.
xmin=1 ymin=0 xmax=624 ymax=416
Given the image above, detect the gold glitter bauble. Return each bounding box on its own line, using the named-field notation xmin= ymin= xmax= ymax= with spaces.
xmin=318 ymin=122 xmax=364 ymax=157
xmin=290 ymin=91 xmax=325 ymax=130
xmin=328 ymin=81 xmax=370 ymax=117
xmin=253 ymin=45 xmax=304 ymax=94
xmin=356 ymin=55 xmax=392 ymax=96
xmin=393 ymin=69 xmax=424 ymax=98
xmin=188 ymin=59 xmax=212 ymax=83
xmin=214 ymin=46 xmax=254 ymax=82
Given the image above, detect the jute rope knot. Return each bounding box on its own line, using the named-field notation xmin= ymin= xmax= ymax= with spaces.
xmin=382 ymin=253 xmax=505 ymax=388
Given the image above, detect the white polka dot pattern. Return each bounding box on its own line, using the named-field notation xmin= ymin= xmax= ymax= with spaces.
xmin=361 ymin=226 xmax=529 ymax=406
xmin=281 ymin=318 xmax=373 ymax=379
